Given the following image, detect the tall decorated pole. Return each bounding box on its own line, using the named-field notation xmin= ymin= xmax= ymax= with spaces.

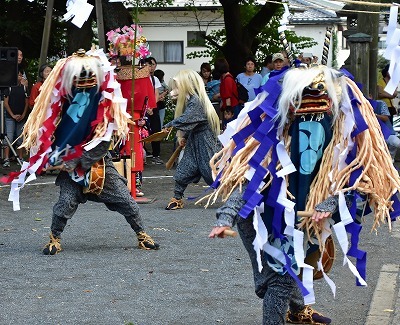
xmin=277 ymin=2 xmax=294 ymax=66
xmin=278 ymin=31 xmax=294 ymax=66
xmin=106 ymin=1 xmax=153 ymax=201
xmin=130 ymin=2 xmax=138 ymax=198
xmin=320 ymin=27 xmax=333 ymax=66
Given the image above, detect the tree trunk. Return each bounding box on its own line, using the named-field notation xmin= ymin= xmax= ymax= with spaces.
xmin=220 ymin=0 xmax=281 ymax=77
xmin=102 ymin=1 xmax=133 ymax=32
xmin=67 ymin=23 xmax=94 ymax=55
xmin=66 ymin=1 xmax=132 ymax=55
xmin=220 ymin=1 xmax=247 ymax=76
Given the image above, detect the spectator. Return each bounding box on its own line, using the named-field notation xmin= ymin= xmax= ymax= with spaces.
xmin=144 ymin=57 xmax=164 ymax=165
xmin=260 ymin=55 xmax=273 ymax=78
xmin=377 ymin=64 xmax=398 ymax=124
xmin=154 ymin=69 xmax=169 ymax=128
xmin=29 ymin=63 xmax=52 ymax=110
xmin=207 ymin=69 xmax=221 ymax=117
xmin=261 ymin=53 xmax=285 ymax=85
xmin=372 ymin=98 xmax=400 ymax=162
xmin=17 ymin=49 xmax=28 ymax=88
xmin=300 ymin=52 xmax=313 ymax=66
xmin=199 ymin=62 xmax=212 ymax=86
xmin=214 ymin=58 xmax=240 ymax=125
xmin=222 ymin=106 xmax=234 ymax=130
xmin=2 ymin=67 xmax=29 ymax=167
xmin=236 ymin=57 xmax=263 ymax=102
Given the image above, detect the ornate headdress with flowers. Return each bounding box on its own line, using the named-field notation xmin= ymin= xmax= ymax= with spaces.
xmin=106 ymin=24 xmax=151 ymax=61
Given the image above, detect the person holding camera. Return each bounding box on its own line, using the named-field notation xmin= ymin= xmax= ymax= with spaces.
xmin=2 ymin=67 xmax=29 ymax=167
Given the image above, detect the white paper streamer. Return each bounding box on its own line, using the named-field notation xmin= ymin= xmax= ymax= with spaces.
xmin=333 ymin=222 xmax=367 ymax=286
xmin=293 ymin=229 xmax=316 ymax=304
xmin=253 ymin=204 xmax=269 ymax=273
xmin=277 ymin=3 xmax=291 ymax=33
xmin=84 ymin=122 xmax=115 ymax=151
xmin=64 ymin=0 xmax=94 ymax=28
xmin=384 ymin=6 xmax=400 ymax=95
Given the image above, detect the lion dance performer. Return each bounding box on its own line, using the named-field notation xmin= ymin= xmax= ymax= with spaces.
xmin=207 ymin=64 xmax=400 ymax=324
xmin=162 ymin=69 xmax=222 ymax=210
xmin=2 ymin=49 xmax=159 ymax=254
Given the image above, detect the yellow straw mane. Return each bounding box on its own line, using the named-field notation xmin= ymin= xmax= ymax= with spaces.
xmin=303 ymin=77 xmax=400 ymax=236
xmin=20 ymin=58 xmax=68 ymax=150
xmin=20 ymin=56 xmax=131 ymax=151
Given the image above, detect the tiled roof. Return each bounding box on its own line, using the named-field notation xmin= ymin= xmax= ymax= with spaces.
xmin=125 ymin=0 xmax=345 ymax=23
xmin=171 ymin=0 xmax=218 ymax=6
xmin=289 ymin=0 xmax=343 ymax=24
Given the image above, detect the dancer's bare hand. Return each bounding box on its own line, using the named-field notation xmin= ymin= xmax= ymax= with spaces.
xmin=311 ymin=210 xmax=331 ymax=223
xmin=178 ymin=137 xmax=186 ymax=147
xmin=208 ymin=226 xmax=231 ymax=238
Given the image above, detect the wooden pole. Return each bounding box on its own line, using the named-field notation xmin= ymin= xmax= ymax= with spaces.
xmin=39 ymin=0 xmax=54 ymax=67
xmin=129 ymin=1 xmax=139 ymax=198
xmin=356 ymin=1 xmax=380 ymax=99
xmin=95 ymin=0 xmax=106 ymax=50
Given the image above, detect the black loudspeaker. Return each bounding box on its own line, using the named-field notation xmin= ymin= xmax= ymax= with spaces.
xmin=0 ymin=47 xmax=18 ymax=87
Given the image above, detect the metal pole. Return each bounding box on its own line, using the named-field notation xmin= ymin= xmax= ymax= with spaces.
xmin=39 ymin=0 xmax=54 ymax=67
xmin=95 ymin=0 xmax=106 ymax=50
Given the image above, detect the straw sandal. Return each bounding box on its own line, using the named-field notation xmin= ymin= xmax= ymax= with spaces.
xmin=165 ymin=198 xmax=184 ymax=210
xmin=286 ymin=305 xmax=331 ymax=325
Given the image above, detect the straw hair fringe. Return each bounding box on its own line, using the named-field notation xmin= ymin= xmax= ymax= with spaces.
xmin=204 ymin=74 xmax=400 ymax=240
xmin=20 ymin=57 xmax=131 ymax=150
xmin=171 ymin=69 xmax=220 ymax=136
xmin=200 ymin=112 xmax=272 ymax=208
xmin=302 ymin=77 xmax=400 ymax=237
xmin=20 ymin=58 xmax=68 ymax=150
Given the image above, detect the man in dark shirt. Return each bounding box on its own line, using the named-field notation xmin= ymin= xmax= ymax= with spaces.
xmin=3 ymin=68 xmax=29 ymax=167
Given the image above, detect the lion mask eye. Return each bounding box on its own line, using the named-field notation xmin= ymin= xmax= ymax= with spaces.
xmin=309 ymin=73 xmax=327 ymax=93
xmin=316 ymin=82 xmax=326 ymax=91
xmin=309 ymin=81 xmax=327 ymax=92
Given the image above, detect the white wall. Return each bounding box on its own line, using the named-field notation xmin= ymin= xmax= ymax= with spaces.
xmin=139 ymin=10 xmax=224 ymax=82
xmin=289 ymin=25 xmax=334 ymax=66
xmin=139 ymin=10 xmax=346 ymax=79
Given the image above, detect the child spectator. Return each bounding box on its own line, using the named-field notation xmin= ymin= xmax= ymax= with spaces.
xmin=222 ymin=106 xmax=234 ymax=130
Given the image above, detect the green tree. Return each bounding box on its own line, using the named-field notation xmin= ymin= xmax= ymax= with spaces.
xmin=1 ymin=0 xmax=315 ymax=78
xmin=0 ymin=0 xmax=172 ymax=58
xmin=0 ymin=0 xmax=65 ymax=58
xmin=186 ymin=0 xmax=316 ymax=76
xmin=187 ymin=2 xmax=316 ymax=75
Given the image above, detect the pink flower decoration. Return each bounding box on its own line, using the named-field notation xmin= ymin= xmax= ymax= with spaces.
xmin=106 ymin=24 xmax=150 ymax=60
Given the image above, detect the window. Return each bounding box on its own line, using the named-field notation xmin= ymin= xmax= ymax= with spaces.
xmin=148 ymin=41 xmax=184 ymax=63
xmin=187 ymin=31 xmax=206 ymax=47
xmin=378 ymin=39 xmax=387 ymax=50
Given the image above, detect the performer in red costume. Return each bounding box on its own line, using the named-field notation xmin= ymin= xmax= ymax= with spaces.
xmin=108 ymin=25 xmax=156 ymax=197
